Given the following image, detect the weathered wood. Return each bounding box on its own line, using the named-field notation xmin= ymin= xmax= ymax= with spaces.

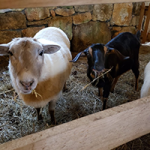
xmin=137 ymin=2 xmax=145 ymax=31
xmin=0 ymin=0 xmax=150 ymax=9
xmin=1 ymin=96 xmax=150 ymax=150
xmin=142 ymin=4 xmax=150 ymax=43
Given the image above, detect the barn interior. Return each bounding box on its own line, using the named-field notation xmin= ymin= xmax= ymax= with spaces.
xmin=0 ymin=2 xmax=150 ymax=149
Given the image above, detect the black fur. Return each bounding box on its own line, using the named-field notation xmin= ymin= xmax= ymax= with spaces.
xmin=72 ymin=31 xmax=141 ymax=110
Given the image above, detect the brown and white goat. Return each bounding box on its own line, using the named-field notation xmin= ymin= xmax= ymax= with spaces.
xmin=0 ymin=27 xmax=72 ymax=124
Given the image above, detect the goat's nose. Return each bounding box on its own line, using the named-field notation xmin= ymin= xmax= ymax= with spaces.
xmin=94 ymin=63 xmax=101 ymax=70
xmin=20 ymin=80 xmax=34 ymax=89
xmin=95 ymin=64 xmax=99 ymax=68
xmin=94 ymin=64 xmax=104 ymax=72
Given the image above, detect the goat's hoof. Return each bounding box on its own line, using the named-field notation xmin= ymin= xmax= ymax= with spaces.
xmin=110 ymin=88 xmax=114 ymax=93
xmin=63 ymin=88 xmax=69 ymax=93
xmin=37 ymin=114 xmax=43 ymax=121
xmin=47 ymin=121 xmax=56 ymax=126
xmin=51 ymin=120 xmax=56 ymax=125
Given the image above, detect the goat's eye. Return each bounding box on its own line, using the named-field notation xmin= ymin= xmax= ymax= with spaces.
xmin=39 ymin=50 xmax=44 ymax=56
xmin=8 ymin=51 xmax=13 ymax=56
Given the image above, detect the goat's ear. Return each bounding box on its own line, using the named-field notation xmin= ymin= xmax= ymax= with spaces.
xmin=43 ymin=44 xmax=61 ymax=54
xmin=83 ymin=48 xmax=89 ymax=55
xmin=36 ymin=38 xmax=61 ymax=54
xmin=70 ymin=48 xmax=88 ymax=62
xmin=0 ymin=44 xmax=9 ymax=56
xmin=70 ymin=51 xmax=84 ymax=62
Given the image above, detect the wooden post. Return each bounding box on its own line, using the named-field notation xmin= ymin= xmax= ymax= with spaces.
xmin=137 ymin=2 xmax=145 ymax=31
xmin=142 ymin=4 xmax=150 ymax=43
xmin=0 ymin=96 xmax=150 ymax=150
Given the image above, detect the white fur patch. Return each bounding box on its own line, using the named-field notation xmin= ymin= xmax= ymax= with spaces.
xmin=141 ymin=61 xmax=150 ymax=98
xmin=37 ymin=38 xmax=60 ymax=47
xmin=8 ymin=27 xmax=72 ymax=108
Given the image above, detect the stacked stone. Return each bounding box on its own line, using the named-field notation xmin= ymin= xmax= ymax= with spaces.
xmin=0 ymin=3 xmax=142 ymax=52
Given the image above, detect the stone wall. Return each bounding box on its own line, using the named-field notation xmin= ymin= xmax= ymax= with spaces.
xmin=0 ymin=3 xmax=144 ymax=52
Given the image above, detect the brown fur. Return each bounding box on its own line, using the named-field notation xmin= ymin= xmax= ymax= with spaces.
xmin=21 ymin=65 xmax=70 ymax=105
xmin=1 ymin=27 xmax=72 ymax=123
xmin=104 ymin=46 xmax=108 ymax=54
xmin=8 ymin=37 xmax=72 ymax=108
xmin=89 ymin=47 xmax=93 ymax=57
xmin=9 ymin=38 xmax=44 ymax=81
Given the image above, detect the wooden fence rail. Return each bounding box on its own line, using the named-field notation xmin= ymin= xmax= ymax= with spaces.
xmin=0 ymin=96 xmax=150 ymax=150
xmin=0 ymin=0 xmax=150 ymax=9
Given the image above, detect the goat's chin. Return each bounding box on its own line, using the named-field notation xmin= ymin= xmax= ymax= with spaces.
xmin=20 ymin=85 xmax=37 ymax=95
xmin=20 ymin=89 xmax=32 ymax=95
xmin=17 ymin=80 xmax=38 ymax=95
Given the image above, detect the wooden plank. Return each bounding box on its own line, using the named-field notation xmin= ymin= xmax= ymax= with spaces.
xmin=0 ymin=0 xmax=150 ymax=9
xmin=0 ymin=96 xmax=150 ymax=150
xmin=137 ymin=2 xmax=145 ymax=31
xmin=142 ymin=4 xmax=150 ymax=43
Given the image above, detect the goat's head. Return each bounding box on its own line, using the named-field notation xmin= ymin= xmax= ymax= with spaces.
xmin=0 ymin=38 xmax=60 ymax=94
xmin=71 ymin=43 xmax=130 ymax=79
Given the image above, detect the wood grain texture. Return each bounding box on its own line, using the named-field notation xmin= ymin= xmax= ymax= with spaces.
xmin=0 ymin=0 xmax=150 ymax=9
xmin=142 ymin=4 xmax=150 ymax=43
xmin=1 ymin=96 xmax=150 ymax=150
xmin=137 ymin=2 xmax=145 ymax=31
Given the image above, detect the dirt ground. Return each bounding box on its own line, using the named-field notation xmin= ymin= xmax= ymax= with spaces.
xmin=0 ymin=45 xmax=150 ymax=149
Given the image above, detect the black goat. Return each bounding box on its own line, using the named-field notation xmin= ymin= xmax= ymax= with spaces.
xmin=71 ymin=31 xmax=141 ymax=110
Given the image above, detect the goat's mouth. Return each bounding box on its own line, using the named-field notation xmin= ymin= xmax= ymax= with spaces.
xmin=17 ymin=79 xmax=38 ymax=95
xmin=20 ymin=89 xmax=33 ymax=94
xmin=19 ymin=85 xmax=37 ymax=95
xmin=90 ymin=69 xmax=106 ymax=79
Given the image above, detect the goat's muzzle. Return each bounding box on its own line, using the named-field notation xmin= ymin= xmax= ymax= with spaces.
xmin=19 ymin=79 xmax=37 ymax=94
xmin=90 ymin=69 xmax=106 ymax=79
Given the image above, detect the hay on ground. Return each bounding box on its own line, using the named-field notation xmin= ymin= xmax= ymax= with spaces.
xmin=0 ymin=45 xmax=150 ymax=149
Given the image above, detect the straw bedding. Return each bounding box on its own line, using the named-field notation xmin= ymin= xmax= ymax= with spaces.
xmin=0 ymin=45 xmax=150 ymax=149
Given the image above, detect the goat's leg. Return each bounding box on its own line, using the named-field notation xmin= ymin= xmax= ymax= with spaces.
xmin=63 ymin=82 xmax=68 ymax=92
xmin=36 ymin=108 xmax=43 ymax=121
xmin=98 ymin=87 xmax=103 ymax=98
xmin=49 ymin=100 xmax=56 ymax=125
xmin=49 ymin=110 xmax=55 ymax=124
xmin=110 ymin=76 xmax=120 ymax=93
xmin=131 ymin=61 xmax=139 ymax=91
xmin=134 ymin=75 xmax=139 ymax=91
xmin=102 ymin=81 xmax=111 ymax=110
xmin=98 ymin=88 xmax=104 ymax=108
xmin=102 ymin=98 xmax=108 ymax=110
xmin=98 ymin=88 xmax=107 ymax=110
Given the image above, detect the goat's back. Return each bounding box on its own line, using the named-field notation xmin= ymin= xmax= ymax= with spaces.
xmin=34 ymin=27 xmax=70 ymax=52
xmin=106 ymin=32 xmax=140 ymax=59
xmin=34 ymin=27 xmax=72 ymax=80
